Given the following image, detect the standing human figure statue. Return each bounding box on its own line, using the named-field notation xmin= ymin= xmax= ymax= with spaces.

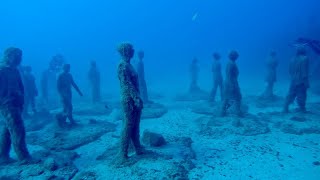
xmin=22 ymin=66 xmax=38 ymax=117
xmin=283 ymin=46 xmax=309 ymax=113
xmin=0 ymin=47 xmax=32 ymax=164
xmin=41 ymin=66 xmax=55 ymax=104
xmin=88 ymin=61 xmax=101 ymax=103
xmin=56 ymin=64 xmax=83 ymax=127
xmin=40 ymin=54 xmax=64 ymax=106
xmin=189 ymin=58 xmax=200 ymax=93
xmin=220 ymin=50 xmax=243 ymax=117
xmin=116 ymin=42 xmax=145 ymax=164
xmin=136 ymin=51 xmax=149 ymax=103
xmin=261 ymin=51 xmax=278 ymax=99
xmin=210 ymin=52 xmax=223 ymax=102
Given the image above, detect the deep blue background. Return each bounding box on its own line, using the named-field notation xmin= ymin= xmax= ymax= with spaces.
xmin=0 ymin=0 xmax=319 ymax=94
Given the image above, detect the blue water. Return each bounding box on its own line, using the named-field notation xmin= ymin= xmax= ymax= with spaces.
xmin=1 ymin=0 xmax=319 ymax=91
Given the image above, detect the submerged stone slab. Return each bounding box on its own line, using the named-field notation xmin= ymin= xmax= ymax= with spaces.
xmin=262 ymin=104 xmax=320 ymax=135
xmin=27 ymin=121 xmax=116 ymax=150
xmin=95 ymin=136 xmax=196 ymax=179
xmin=25 ymin=110 xmax=54 ymax=132
xmin=0 ymin=150 xmax=79 ymax=180
xmin=50 ymin=103 xmax=112 ymax=117
xmin=73 ymin=103 xmax=112 ymax=116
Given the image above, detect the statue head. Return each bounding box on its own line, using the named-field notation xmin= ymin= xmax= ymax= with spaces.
xmin=138 ymin=51 xmax=144 ymax=60
xmin=91 ymin=60 xmax=96 ymax=67
xmin=2 ymin=47 xmax=22 ymax=67
xmin=229 ymin=50 xmax=239 ymax=61
xmin=117 ymin=42 xmax=134 ymax=62
xmin=296 ymin=45 xmax=307 ymax=56
xmin=212 ymin=52 xmax=221 ymax=60
xmin=50 ymin=54 xmax=65 ymax=71
xmin=270 ymin=51 xmax=277 ymax=57
xmin=192 ymin=57 xmax=198 ymax=64
xmin=63 ymin=64 xmax=71 ymax=73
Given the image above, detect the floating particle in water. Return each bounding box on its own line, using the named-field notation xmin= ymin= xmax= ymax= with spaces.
xmin=192 ymin=12 xmax=198 ymax=21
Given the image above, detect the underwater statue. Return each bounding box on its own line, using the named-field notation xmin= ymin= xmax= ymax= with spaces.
xmin=189 ymin=57 xmax=201 ymax=93
xmin=294 ymin=38 xmax=320 ymax=55
xmin=22 ymin=66 xmax=38 ymax=117
xmin=40 ymin=54 xmax=65 ymax=105
xmin=283 ymin=46 xmax=310 ymax=113
xmin=135 ymin=50 xmax=150 ymax=104
xmin=116 ymin=42 xmax=145 ymax=164
xmin=88 ymin=61 xmax=101 ymax=103
xmin=56 ymin=64 xmax=83 ymax=127
xmin=210 ymin=52 xmax=224 ymax=102
xmin=260 ymin=51 xmax=278 ymax=99
xmin=220 ymin=50 xmax=243 ymax=117
xmin=0 ymin=47 xmax=32 ymax=164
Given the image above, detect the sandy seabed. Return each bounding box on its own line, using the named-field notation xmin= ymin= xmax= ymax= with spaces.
xmin=1 ymin=80 xmax=320 ymax=180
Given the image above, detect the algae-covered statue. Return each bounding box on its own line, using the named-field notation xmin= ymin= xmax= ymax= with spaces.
xmin=135 ymin=50 xmax=150 ymax=104
xmin=189 ymin=58 xmax=201 ymax=93
xmin=56 ymin=64 xmax=83 ymax=127
xmin=116 ymin=42 xmax=145 ymax=164
xmin=283 ymin=46 xmax=309 ymax=113
xmin=21 ymin=66 xmax=38 ymax=117
xmin=0 ymin=47 xmax=32 ymax=164
xmin=261 ymin=51 xmax=278 ymax=99
xmin=210 ymin=52 xmax=223 ymax=102
xmin=41 ymin=54 xmax=64 ymax=105
xmin=88 ymin=61 xmax=101 ymax=103
xmin=40 ymin=66 xmax=53 ymax=104
xmin=220 ymin=50 xmax=243 ymax=117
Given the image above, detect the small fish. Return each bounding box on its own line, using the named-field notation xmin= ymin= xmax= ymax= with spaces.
xmin=192 ymin=12 xmax=198 ymax=21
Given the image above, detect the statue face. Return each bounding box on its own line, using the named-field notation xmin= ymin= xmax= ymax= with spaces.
xmin=63 ymin=64 xmax=71 ymax=72
xmin=213 ymin=53 xmax=221 ymax=60
xmin=118 ymin=43 xmax=135 ymax=61
xmin=229 ymin=51 xmax=239 ymax=61
xmin=4 ymin=47 xmax=22 ymax=67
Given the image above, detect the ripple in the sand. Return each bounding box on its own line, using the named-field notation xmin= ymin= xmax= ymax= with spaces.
xmin=27 ymin=121 xmax=117 ymax=150
xmin=196 ymin=115 xmax=270 ymax=137
xmin=96 ymin=136 xmax=195 ymax=179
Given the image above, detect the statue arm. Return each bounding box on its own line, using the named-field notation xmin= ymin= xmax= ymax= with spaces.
xmin=71 ymin=76 xmax=83 ymax=96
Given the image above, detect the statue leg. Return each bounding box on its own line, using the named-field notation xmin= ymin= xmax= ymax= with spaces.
xmin=4 ymin=108 xmax=30 ymax=161
xmin=119 ymin=101 xmax=135 ymax=159
xmin=0 ymin=121 xmax=11 ymax=161
xmin=283 ymin=84 xmax=297 ymax=113
xmin=296 ymin=85 xmax=307 ymax=112
xmin=131 ymin=108 xmax=143 ymax=154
